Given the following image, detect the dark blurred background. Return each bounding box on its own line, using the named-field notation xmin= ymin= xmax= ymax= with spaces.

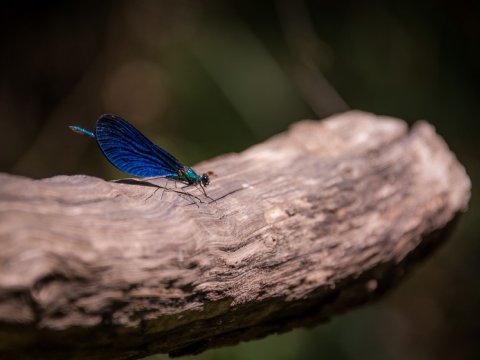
xmin=1 ymin=0 xmax=479 ymax=359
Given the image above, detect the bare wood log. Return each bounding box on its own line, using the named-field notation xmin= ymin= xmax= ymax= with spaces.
xmin=0 ymin=111 xmax=470 ymax=359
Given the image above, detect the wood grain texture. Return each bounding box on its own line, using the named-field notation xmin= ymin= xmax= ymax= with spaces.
xmin=0 ymin=111 xmax=470 ymax=359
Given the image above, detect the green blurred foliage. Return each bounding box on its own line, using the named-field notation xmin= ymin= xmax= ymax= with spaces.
xmin=1 ymin=0 xmax=479 ymax=359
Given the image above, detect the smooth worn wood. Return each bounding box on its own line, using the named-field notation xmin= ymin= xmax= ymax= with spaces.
xmin=0 ymin=111 xmax=470 ymax=359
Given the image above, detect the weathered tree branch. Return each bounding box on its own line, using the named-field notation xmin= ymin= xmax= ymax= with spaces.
xmin=0 ymin=111 xmax=470 ymax=359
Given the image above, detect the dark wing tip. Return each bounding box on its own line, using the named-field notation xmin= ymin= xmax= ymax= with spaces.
xmin=98 ymin=113 xmax=124 ymax=121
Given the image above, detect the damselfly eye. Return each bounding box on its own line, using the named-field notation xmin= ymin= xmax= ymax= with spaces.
xmin=201 ymin=174 xmax=210 ymax=186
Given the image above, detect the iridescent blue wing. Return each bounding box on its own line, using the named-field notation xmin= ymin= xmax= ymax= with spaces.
xmin=95 ymin=114 xmax=184 ymax=177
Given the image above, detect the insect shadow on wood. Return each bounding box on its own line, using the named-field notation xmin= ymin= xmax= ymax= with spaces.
xmin=113 ymin=178 xmax=203 ymax=206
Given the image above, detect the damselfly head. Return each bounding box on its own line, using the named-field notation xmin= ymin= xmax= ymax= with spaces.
xmin=201 ymin=173 xmax=210 ymax=186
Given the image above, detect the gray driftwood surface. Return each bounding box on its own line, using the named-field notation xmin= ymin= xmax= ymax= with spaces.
xmin=0 ymin=111 xmax=471 ymax=359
